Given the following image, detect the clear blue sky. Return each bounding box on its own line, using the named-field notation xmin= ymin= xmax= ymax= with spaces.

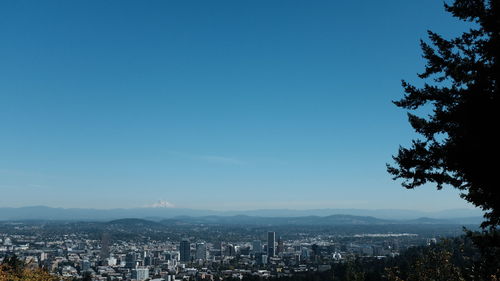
xmin=0 ymin=0 xmax=477 ymax=210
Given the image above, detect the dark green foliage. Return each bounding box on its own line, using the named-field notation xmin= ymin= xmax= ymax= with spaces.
xmin=222 ymin=236 xmax=497 ymax=280
xmin=387 ymin=0 xmax=500 ymax=228
xmin=225 ymin=270 xmax=335 ymax=281
xmin=344 ymin=262 xmax=366 ymax=281
xmin=466 ymin=229 xmax=500 ymax=279
xmin=313 ymin=237 xmax=481 ymax=281
xmin=387 ymin=245 xmax=466 ymax=281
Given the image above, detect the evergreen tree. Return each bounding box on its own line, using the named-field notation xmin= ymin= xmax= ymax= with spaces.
xmin=387 ymin=0 xmax=500 ymax=228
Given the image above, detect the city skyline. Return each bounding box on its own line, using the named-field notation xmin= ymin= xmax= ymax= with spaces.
xmin=0 ymin=0 xmax=477 ymax=211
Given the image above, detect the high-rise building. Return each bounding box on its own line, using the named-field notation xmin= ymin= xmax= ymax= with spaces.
xmin=300 ymin=247 xmax=310 ymax=260
xmin=224 ymin=244 xmax=235 ymax=257
xmin=255 ymin=253 xmax=268 ymax=265
xmin=311 ymin=244 xmax=320 ymax=259
xmin=125 ymin=252 xmax=137 ymax=269
xmin=100 ymin=233 xmax=111 ymax=260
xmin=180 ymin=239 xmax=191 ymax=262
xmin=252 ymin=240 xmax=262 ymax=254
xmin=132 ymin=267 xmax=149 ymax=281
xmin=195 ymin=243 xmax=207 ymax=260
xmin=277 ymin=236 xmax=284 ymax=254
xmin=267 ymin=232 xmax=275 ymax=257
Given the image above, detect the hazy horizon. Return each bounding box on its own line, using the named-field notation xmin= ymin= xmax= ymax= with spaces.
xmin=0 ymin=203 xmax=481 ymax=214
xmin=0 ymin=204 xmax=484 ymax=223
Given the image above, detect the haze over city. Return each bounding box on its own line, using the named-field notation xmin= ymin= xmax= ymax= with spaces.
xmin=0 ymin=0 xmax=477 ymax=211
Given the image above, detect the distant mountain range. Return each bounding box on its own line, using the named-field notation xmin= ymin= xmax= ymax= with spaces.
xmin=103 ymin=214 xmax=481 ymax=226
xmin=0 ymin=206 xmax=484 ymax=225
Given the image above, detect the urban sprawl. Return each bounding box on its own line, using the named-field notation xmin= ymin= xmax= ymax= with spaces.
xmin=0 ymin=228 xmax=439 ymax=281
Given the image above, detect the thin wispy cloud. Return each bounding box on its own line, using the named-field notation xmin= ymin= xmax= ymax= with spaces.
xmin=197 ymin=155 xmax=245 ymax=165
xmin=0 ymin=169 xmax=35 ymax=177
xmin=27 ymin=184 xmax=46 ymax=188
xmin=193 ymin=200 xmax=372 ymax=210
xmin=166 ymin=151 xmax=245 ymax=165
xmin=0 ymin=169 xmax=56 ymax=179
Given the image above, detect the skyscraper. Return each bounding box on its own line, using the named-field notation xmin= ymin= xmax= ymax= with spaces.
xmin=277 ymin=236 xmax=284 ymax=254
xmin=267 ymin=232 xmax=275 ymax=257
xmin=125 ymin=252 xmax=137 ymax=269
xmin=224 ymin=244 xmax=235 ymax=257
xmin=180 ymin=239 xmax=191 ymax=262
xmin=100 ymin=233 xmax=111 ymax=260
xmin=195 ymin=243 xmax=207 ymax=260
xmin=252 ymin=240 xmax=262 ymax=254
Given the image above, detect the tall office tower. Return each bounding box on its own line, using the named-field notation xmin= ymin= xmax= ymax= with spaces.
xmin=277 ymin=236 xmax=284 ymax=254
xmin=267 ymin=231 xmax=276 ymax=257
xmin=301 ymin=247 xmax=310 ymax=260
xmin=195 ymin=243 xmax=207 ymax=260
xmin=255 ymin=253 xmax=268 ymax=265
xmin=311 ymin=244 xmax=320 ymax=262
xmin=252 ymin=240 xmax=262 ymax=253
xmin=125 ymin=252 xmax=137 ymax=269
xmin=100 ymin=233 xmax=111 ymax=260
xmin=224 ymin=244 xmax=235 ymax=257
xmin=144 ymin=256 xmax=152 ymax=266
xmin=179 ymin=239 xmax=191 ymax=262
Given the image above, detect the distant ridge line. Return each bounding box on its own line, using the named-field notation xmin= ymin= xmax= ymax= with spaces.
xmin=0 ymin=206 xmax=484 ymax=224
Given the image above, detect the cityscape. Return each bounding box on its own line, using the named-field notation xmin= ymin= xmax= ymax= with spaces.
xmin=1 ymin=0 xmax=498 ymax=280
xmin=1 ymin=218 xmax=459 ymax=281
